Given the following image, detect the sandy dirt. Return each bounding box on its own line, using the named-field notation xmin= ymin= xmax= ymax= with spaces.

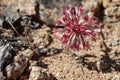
xmin=0 ymin=0 xmax=120 ymax=80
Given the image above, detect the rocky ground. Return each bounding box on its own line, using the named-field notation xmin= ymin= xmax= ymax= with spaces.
xmin=0 ymin=0 xmax=120 ymax=80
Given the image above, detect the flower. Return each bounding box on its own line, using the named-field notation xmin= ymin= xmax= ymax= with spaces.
xmin=55 ymin=6 xmax=102 ymax=51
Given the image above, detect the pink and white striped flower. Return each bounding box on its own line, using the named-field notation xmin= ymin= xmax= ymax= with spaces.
xmin=55 ymin=6 xmax=102 ymax=51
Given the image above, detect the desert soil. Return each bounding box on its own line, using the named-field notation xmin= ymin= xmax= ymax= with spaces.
xmin=0 ymin=0 xmax=120 ymax=80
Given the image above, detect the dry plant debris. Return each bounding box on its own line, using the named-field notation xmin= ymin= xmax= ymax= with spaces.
xmin=0 ymin=0 xmax=120 ymax=80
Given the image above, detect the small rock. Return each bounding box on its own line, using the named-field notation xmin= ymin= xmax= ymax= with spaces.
xmin=111 ymin=75 xmax=120 ymax=80
xmin=104 ymin=16 xmax=120 ymax=23
xmin=106 ymin=42 xmax=112 ymax=47
xmin=5 ymin=50 xmax=31 ymax=79
xmin=103 ymin=0 xmax=111 ymax=8
xmin=82 ymin=0 xmax=102 ymax=13
xmin=112 ymin=0 xmax=120 ymax=3
xmin=29 ymin=66 xmax=49 ymax=80
xmin=112 ymin=39 xmax=119 ymax=46
xmin=19 ymin=49 xmax=35 ymax=59
xmin=104 ymin=7 xmax=120 ymax=17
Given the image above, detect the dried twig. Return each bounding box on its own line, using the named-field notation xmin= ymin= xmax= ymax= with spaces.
xmin=6 ymin=19 xmax=20 ymax=35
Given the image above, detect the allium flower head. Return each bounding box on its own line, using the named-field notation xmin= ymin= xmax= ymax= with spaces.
xmin=55 ymin=6 xmax=102 ymax=51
